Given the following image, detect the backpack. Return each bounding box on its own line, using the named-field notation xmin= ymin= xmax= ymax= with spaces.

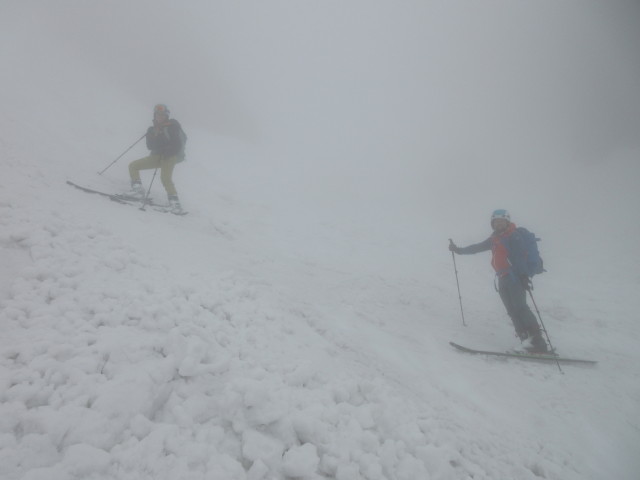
xmin=162 ymin=119 xmax=187 ymax=162
xmin=174 ymin=120 xmax=187 ymax=162
xmin=515 ymin=227 xmax=545 ymax=277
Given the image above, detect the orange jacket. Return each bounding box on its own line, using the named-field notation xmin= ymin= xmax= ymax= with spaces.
xmin=490 ymin=223 xmax=517 ymax=276
xmin=456 ymin=223 xmax=526 ymax=277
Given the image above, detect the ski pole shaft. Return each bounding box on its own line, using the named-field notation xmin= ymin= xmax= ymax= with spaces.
xmin=98 ymin=132 xmax=146 ymax=175
xmin=528 ymin=289 xmax=562 ymax=373
xmin=449 ymin=238 xmax=466 ymax=326
xmin=139 ymin=168 xmax=158 ymax=211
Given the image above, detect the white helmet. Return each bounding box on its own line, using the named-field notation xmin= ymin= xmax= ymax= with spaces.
xmin=491 ymin=209 xmax=510 ymax=225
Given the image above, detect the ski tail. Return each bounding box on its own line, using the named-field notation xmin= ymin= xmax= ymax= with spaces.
xmin=66 ymin=180 xmax=165 ymax=208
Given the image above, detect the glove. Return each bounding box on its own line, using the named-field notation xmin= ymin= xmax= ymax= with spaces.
xmin=449 ymin=242 xmax=460 ymax=254
xmin=520 ymin=275 xmax=532 ymax=291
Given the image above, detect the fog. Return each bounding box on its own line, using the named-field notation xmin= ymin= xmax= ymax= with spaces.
xmin=4 ymin=1 xmax=640 ymax=234
xmin=2 ymin=4 xmax=640 ymax=477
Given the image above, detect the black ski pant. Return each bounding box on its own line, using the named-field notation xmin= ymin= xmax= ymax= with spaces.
xmin=497 ymin=275 xmax=540 ymax=339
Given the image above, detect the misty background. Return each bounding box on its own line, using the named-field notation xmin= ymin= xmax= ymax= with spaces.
xmin=3 ymin=0 xmax=640 ymax=273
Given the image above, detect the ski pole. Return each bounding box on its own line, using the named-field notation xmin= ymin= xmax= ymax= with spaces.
xmin=139 ymin=168 xmax=157 ymax=211
xmin=528 ymin=289 xmax=562 ymax=373
xmin=449 ymin=239 xmax=466 ymax=326
xmin=98 ymin=132 xmax=146 ymax=175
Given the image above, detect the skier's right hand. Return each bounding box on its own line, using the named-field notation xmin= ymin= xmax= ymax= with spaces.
xmin=449 ymin=241 xmax=460 ymax=254
xmin=519 ymin=275 xmax=532 ymax=291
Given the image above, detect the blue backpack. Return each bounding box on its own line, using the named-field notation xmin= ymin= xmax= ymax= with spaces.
xmin=515 ymin=227 xmax=545 ymax=277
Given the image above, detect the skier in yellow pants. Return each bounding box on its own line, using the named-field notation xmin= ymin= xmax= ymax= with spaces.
xmin=127 ymin=104 xmax=185 ymax=213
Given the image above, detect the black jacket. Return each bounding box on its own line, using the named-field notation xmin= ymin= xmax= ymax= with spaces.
xmin=146 ymin=119 xmax=182 ymax=157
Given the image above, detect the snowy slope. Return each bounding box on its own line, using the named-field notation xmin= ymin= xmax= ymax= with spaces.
xmin=2 ymin=3 xmax=640 ymax=480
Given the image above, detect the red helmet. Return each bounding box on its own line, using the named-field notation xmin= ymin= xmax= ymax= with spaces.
xmin=153 ymin=104 xmax=170 ymax=117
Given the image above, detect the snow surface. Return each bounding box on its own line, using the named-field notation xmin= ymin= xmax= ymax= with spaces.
xmin=2 ymin=2 xmax=640 ymax=479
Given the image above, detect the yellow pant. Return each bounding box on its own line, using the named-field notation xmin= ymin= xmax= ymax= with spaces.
xmin=129 ymin=154 xmax=179 ymax=196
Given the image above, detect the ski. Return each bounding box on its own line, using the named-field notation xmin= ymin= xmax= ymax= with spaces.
xmin=449 ymin=342 xmax=597 ymax=365
xmin=66 ymin=180 xmax=164 ymax=208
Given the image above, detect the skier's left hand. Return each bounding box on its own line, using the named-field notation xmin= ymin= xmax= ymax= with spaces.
xmin=520 ymin=275 xmax=532 ymax=291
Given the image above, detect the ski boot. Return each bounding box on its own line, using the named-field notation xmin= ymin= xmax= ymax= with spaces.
xmin=168 ymin=195 xmax=183 ymax=214
xmin=522 ymin=330 xmax=548 ymax=354
xmin=123 ymin=181 xmax=145 ymax=200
